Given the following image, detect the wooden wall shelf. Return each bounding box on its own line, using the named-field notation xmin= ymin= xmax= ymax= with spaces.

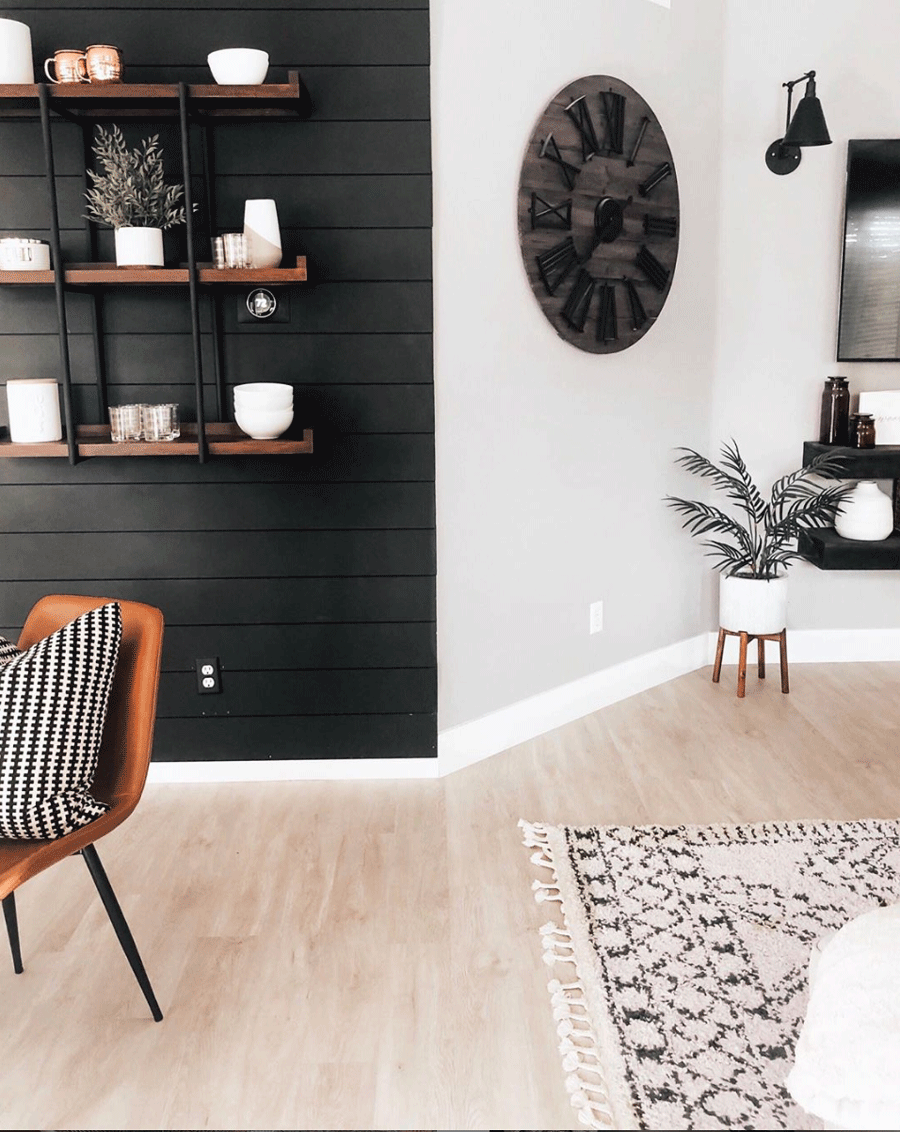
xmin=0 ymin=257 xmax=307 ymax=286
xmin=0 ymin=424 xmax=313 ymax=458
xmin=0 ymin=72 xmax=312 ymax=119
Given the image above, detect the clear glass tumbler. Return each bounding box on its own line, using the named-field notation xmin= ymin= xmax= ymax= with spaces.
xmin=109 ymin=403 xmax=144 ymax=442
xmin=223 ymin=232 xmax=248 ymax=268
xmin=142 ymin=403 xmax=180 ymax=442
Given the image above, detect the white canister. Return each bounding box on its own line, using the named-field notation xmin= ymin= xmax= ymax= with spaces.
xmin=6 ymin=379 xmax=63 ymax=443
xmin=243 ymin=199 xmax=282 ymax=268
xmin=0 ymin=19 xmax=34 ymax=84
xmin=834 ymin=480 xmax=895 ymax=541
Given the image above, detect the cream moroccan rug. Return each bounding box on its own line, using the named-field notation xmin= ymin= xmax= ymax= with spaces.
xmin=520 ymin=818 xmax=900 ymax=1131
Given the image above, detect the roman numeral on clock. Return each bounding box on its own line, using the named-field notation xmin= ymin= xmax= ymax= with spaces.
xmin=643 ymin=214 xmax=677 ymax=237
xmin=561 ymin=269 xmax=596 ymax=331
xmin=536 ymin=237 xmax=579 ymax=295
xmin=626 ymin=116 xmax=650 ymax=167
xmin=539 ymin=133 xmax=581 ymax=190
xmin=597 ymin=284 xmax=618 ymax=342
xmin=624 ymin=279 xmax=648 ymax=330
xmin=635 ymin=245 xmax=669 ymax=291
xmin=638 ymin=161 xmax=673 ymax=197
xmin=529 ymin=192 xmax=572 ymax=230
xmin=600 ymin=90 xmax=625 ymax=154
xmin=565 ymin=95 xmax=600 ymax=163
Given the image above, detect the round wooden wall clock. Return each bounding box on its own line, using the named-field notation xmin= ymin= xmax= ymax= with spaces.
xmin=518 ymin=75 xmax=680 ymax=353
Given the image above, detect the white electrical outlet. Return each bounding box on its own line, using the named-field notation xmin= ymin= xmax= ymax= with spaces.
xmin=589 ymin=601 xmax=603 ymax=634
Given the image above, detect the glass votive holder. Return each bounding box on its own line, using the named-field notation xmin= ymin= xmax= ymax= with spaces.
xmin=142 ymin=403 xmax=180 ymax=442
xmin=109 ymin=403 xmax=145 ymax=442
xmin=223 ymin=232 xmax=248 ymax=268
xmin=212 ymin=235 xmax=226 ymax=269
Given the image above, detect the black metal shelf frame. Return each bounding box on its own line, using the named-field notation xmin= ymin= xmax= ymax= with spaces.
xmin=26 ymin=81 xmax=309 ymax=464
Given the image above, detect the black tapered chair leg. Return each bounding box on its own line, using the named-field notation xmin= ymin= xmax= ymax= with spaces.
xmin=2 ymin=892 xmax=23 ymax=974
xmin=80 ymin=843 xmax=163 ymax=1022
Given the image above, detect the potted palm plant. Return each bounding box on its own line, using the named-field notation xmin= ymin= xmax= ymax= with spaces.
xmin=665 ymin=441 xmax=852 ymax=633
xmin=83 ymin=125 xmax=188 ymax=267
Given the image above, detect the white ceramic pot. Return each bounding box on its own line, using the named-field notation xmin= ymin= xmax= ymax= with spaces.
xmin=0 ymin=19 xmax=34 ymax=84
xmin=834 ymin=480 xmax=894 ymax=541
xmin=5 ymin=379 xmax=62 ymax=443
xmin=114 ymin=226 xmax=164 ymax=267
xmin=207 ymin=48 xmax=269 ymax=85
xmin=243 ymin=199 xmax=282 ymax=268
xmin=719 ymin=573 xmax=788 ymax=635
xmin=233 ymin=382 xmax=293 ymax=409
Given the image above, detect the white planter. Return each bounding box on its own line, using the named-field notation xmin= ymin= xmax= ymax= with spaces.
xmin=243 ymin=199 xmax=282 ymax=268
xmin=834 ymin=480 xmax=894 ymax=541
xmin=114 ymin=226 xmax=164 ymax=267
xmin=719 ymin=574 xmax=788 ymax=635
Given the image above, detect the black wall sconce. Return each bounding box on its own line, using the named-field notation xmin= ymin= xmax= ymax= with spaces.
xmin=765 ymin=70 xmax=831 ymax=175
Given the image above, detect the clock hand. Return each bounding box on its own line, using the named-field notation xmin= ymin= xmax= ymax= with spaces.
xmin=579 ymin=195 xmax=633 ymax=263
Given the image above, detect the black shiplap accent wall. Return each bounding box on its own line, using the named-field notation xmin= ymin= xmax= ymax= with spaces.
xmin=0 ymin=0 xmax=435 ymax=761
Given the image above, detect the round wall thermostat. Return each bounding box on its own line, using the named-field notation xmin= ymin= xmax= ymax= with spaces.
xmin=247 ymin=288 xmax=277 ymax=319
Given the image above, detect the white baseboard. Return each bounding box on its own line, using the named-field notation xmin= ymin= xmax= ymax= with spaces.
xmin=147 ymin=628 xmax=900 ymax=784
xmin=148 ymin=757 xmax=441 ymax=784
xmin=437 ymin=633 xmax=711 ymax=776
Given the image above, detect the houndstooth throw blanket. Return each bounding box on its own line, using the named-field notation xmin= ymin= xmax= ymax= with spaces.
xmin=521 ymin=818 xmax=900 ymax=1130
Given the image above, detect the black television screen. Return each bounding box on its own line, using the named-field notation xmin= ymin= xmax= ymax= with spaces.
xmin=838 ymin=139 xmax=900 ymax=360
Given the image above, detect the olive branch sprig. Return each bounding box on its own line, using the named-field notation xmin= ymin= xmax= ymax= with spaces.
xmin=83 ymin=125 xmax=188 ymax=230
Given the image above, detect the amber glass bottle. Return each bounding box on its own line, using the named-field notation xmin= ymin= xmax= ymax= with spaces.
xmin=850 ymin=412 xmax=876 ymax=449
xmin=819 ymin=376 xmax=850 ymax=445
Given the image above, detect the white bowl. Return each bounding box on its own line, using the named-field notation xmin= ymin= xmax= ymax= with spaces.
xmin=235 ymin=405 xmax=293 ymax=440
xmin=233 ymin=382 xmax=293 ymax=408
xmin=207 ymin=48 xmax=269 ymax=85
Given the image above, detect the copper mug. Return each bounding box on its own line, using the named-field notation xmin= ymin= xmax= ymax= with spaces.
xmin=85 ymin=44 xmax=123 ymax=83
xmin=43 ymin=49 xmax=88 ymax=84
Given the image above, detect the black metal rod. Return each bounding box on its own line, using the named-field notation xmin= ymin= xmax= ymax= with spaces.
xmin=81 ymin=844 xmax=162 ymax=1022
xmin=2 ymin=893 xmax=23 ymax=974
xmin=202 ymin=122 xmax=225 ymax=422
xmin=39 ymin=85 xmax=78 ymax=465
xmin=179 ymin=83 xmax=208 ymax=463
xmin=80 ymin=124 xmax=109 ymax=421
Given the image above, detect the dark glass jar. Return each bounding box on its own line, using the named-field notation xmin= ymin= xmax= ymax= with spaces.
xmin=850 ymin=412 xmax=876 ymax=448
xmin=819 ymin=376 xmax=850 ymax=445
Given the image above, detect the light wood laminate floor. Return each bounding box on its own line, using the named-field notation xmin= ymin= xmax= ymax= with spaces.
xmin=3 ymin=662 xmax=900 ymax=1130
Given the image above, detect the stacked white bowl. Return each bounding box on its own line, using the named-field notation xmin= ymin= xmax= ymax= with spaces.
xmin=233 ymin=382 xmax=294 ymax=439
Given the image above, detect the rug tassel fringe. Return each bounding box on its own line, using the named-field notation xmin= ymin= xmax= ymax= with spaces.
xmin=519 ymin=819 xmax=615 ymax=1130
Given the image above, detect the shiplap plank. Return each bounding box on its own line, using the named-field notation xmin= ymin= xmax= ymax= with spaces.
xmin=152 ymin=712 xmax=436 ymax=761
xmin=1 ymin=530 xmax=436 ymax=579
xmin=0 ymin=482 xmax=435 ymax=532
xmin=0 ymin=576 xmax=436 ymax=627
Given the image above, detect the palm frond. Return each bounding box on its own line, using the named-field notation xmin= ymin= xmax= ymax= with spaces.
xmin=718 ymin=439 xmax=767 ymax=522
xmin=664 ymin=496 xmax=755 ymax=557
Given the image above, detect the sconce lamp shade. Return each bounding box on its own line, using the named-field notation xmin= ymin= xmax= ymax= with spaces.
xmin=782 ymin=76 xmax=832 ymax=147
xmin=765 ymin=70 xmax=831 ymax=175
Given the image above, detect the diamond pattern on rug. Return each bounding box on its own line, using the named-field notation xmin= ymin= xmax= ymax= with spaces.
xmin=524 ymin=819 xmax=900 ymax=1130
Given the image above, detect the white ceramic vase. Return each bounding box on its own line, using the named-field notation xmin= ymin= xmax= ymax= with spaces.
xmin=114 ymin=226 xmax=164 ymax=267
xmin=719 ymin=574 xmax=788 ymax=635
xmin=0 ymin=18 xmax=34 ymax=83
xmin=834 ymin=480 xmax=894 ymax=541
xmin=5 ymin=379 xmax=62 ymax=443
xmin=243 ymin=199 xmax=282 ymax=268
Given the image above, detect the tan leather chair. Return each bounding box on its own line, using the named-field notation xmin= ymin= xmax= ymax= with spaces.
xmin=0 ymin=594 xmax=165 ymax=1021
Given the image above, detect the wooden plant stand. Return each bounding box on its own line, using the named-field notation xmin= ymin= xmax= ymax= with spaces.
xmin=712 ymin=628 xmax=789 ymax=698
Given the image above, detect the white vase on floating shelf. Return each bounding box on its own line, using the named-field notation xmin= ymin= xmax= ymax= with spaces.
xmin=718 ymin=573 xmax=788 ymax=636
xmin=834 ymin=480 xmax=894 ymax=541
xmin=114 ymin=226 xmax=164 ymax=267
xmin=243 ymin=199 xmax=282 ymax=268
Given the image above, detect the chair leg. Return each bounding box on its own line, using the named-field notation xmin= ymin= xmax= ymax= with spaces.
xmin=80 ymin=844 xmax=163 ymax=1022
xmin=712 ymin=628 xmax=727 ymax=683
xmin=2 ymin=892 xmax=23 ymax=974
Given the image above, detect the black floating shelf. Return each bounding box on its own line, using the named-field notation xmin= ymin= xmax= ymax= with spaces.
xmin=799 ymin=527 xmax=900 ymax=570
xmin=802 ymin=441 xmax=900 ymax=479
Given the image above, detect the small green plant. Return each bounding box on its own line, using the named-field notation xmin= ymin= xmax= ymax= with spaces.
xmin=83 ymin=125 xmax=187 ymax=230
xmin=665 ymin=440 xmax=853 ymax=579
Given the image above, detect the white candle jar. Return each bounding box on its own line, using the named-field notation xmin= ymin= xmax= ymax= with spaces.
xmin=6 ymin=379 xmax=63 ymax=443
